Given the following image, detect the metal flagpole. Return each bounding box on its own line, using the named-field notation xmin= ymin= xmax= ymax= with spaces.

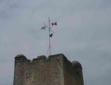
xmin=48 ymin=17 xmax=51 ymax=56
xmin=41 ymin=17 xmax=57 ymax=56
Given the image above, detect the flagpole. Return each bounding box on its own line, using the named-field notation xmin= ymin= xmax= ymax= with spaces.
xmin=48 ymin=17 xmax=51 ymax=56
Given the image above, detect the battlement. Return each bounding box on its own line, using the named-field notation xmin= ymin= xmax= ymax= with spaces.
xmin=15 ymin=54 xmax=64 ymax=64
xmin=14 ymin=54 xmax=84 ymax=85
xmin=15 ymin=54 xmax=82 ymax=69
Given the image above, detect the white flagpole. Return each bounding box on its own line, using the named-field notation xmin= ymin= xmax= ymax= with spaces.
xmin=48 ymin=17 xmax=51 ymax=56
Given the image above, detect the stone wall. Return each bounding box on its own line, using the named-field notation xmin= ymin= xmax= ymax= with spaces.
xmin=13 ymin=54 xmax=84 ymax=85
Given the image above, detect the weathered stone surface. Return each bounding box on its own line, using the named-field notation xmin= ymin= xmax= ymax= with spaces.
xmin=13 ymin=54 xmax=84 ymax=85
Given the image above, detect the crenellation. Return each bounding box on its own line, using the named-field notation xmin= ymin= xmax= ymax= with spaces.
xmin=15 ymin=54 xmax=67 ymax=65
xmin=48 ymin=53 xmax=67 ymax=60
xmin=37 ymin=55 xmax=47 ymax=60
xmin=72 ymin=61 xmax=82 ymax=69
xmin=15 ymin=54 xmax=30 ymax=64
xmin=32 ymin=56 xmax=46 ymax=64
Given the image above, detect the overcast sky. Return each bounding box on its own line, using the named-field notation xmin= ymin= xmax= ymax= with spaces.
xmin=0 ymin=0 xmax=111 ymax=85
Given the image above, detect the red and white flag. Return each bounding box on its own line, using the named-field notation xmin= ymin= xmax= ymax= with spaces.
xmin=51 ymin=22 xmax=57 ymax=26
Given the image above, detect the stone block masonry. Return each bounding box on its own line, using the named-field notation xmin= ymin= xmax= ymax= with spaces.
xmin=13 ymin=54 xmax=84 ymax=85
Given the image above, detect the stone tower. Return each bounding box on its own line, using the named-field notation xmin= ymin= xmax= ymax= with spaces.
xmin=13 ymin=54 xmax=84 ymax=85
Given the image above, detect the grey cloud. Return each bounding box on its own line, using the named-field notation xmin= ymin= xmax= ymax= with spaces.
xmin=0 ymin=0 xmax=111 ymax=85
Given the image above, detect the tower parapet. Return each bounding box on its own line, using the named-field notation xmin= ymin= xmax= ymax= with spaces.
xmin=13 ymin=54 xmax=84 ymax=85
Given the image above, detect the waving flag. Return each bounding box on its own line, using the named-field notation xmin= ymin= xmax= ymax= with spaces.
xmin=49 ymin=33 xmax=53 ymax=38
xmin=41 ymin=25 xmax=47 ymax=30
xmin=51 ymin=22 xmax=57 ymax=26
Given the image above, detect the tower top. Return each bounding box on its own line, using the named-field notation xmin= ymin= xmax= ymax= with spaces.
xmin=15 ymin=54 xmax=82 ymax=69
xmin=14 ymin=53 xmax=84 ymax=85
